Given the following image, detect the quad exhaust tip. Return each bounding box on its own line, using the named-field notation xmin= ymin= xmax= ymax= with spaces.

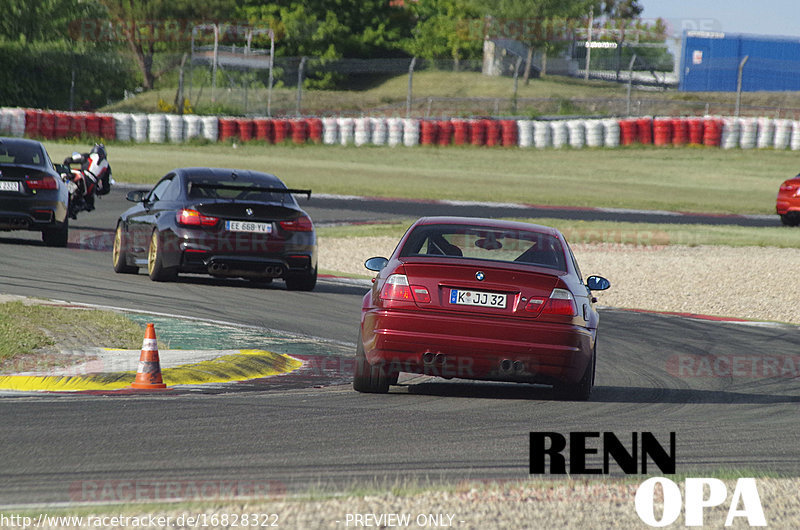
xmin=500 ymin=359 xmax=526 ymax=374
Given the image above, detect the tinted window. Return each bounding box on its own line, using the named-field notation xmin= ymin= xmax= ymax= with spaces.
xmin=0 ymin=143 xmax=46 ymax=167
xmin=148 ymin=177 xmax=174 ymax=202
xmin=186 ymin=174 xmax=296 ymax=205
xmin=399 ymin=224 xmax=567 ymax=271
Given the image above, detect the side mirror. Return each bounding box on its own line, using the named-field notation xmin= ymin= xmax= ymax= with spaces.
xmin=126 ymin=190 xmax=148 ymax=203
xmin=364 ymin=257 xmax=389 ymax=272
xmin=587 ymin=275 xmax=610 ymax=291
xmin=54 ymin=164 xmax=70 ymax=180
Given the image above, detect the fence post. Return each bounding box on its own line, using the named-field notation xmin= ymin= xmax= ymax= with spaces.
xmin=735 ymin=55 xmax=749 ymax=118
xmin=267 ymin=29 xmax=275 ymax=117
xmin=406 ymin=57 xmax=417 ymax=118
xmin=626 ymin=54 xmax=637 ymax=116
xmin=512 ymin=56 xmax=523 ymax=115
xmin=296 ymin=56 xmax=307 ymax=117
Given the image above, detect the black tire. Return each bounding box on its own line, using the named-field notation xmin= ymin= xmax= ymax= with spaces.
xmin=554 ymin=343 xmax=595 ymax=402
xmin=147 ymin=229 xmax=177 ymax=282
xmin=42 ymin=217 xmax=68 ymax=248
xmin=112 ymin=222 xmax=138 ymax=274
xmin=353 ymin=332 xmax=389 ymax=394
xmin=285 ymin=267 xmax=317 ymax=291
xmin=780 ymin=213 xmax=800 ymax=227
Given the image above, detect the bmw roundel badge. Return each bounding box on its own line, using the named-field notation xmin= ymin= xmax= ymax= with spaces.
xmin=475 ymin=271 xmax=485 ymax=281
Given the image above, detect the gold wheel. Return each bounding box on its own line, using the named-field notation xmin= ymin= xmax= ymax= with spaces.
xmin=112 ymin=225 xmax=123 ymax=267
xmin=147 ymin=231 xmax=158 ymax=276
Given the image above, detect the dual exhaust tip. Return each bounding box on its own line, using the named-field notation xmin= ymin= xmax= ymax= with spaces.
xmin=208 ymin=262 xmax=284 ymax=277
xmin=422 ymin=353 xmax=525 ymax=374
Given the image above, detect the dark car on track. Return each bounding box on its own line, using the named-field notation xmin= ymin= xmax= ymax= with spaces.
xmin=355 ymin=217 xmax=610 ymax=400
xmin=0 ymin=137 xmax=69 ymax=247
xmin=112 ymin=167 xmax=318 ymax=290
xmin=776 ymin=173 xmax=800 ymax=226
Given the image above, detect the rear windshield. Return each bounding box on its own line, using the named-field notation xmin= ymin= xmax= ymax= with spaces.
xmin=0 ymin=144 xmax=47 ymax=167
xmin=186 ymin=175 xmax=296 ymax=204
xmin=399 ymin=223 xmax=567 ymax=271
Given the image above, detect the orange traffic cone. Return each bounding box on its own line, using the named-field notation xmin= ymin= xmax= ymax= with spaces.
xmin=131 ymin=323 xmax=167 ymax=389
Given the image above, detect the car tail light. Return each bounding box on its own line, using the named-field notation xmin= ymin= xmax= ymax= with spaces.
xmin=279 ymin=215 xmax=313 ymax=232
xmin=779 ymin=183 xmax=796 ymax=192
xmin=380 ymin=274 xmax=430 ymax=303
xmin=176 ymin=208 xmax=218 ymax=227
xmin=26 ymin=176 xmax=58 ymax=190
xmin=525 ymin=288 xmax=577 ymax=316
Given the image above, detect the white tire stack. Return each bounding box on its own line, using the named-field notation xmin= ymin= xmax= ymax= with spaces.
xmin=201 ymin=116 xmax=218 ymax=142
xmin=337 ymin=117 xmax=354 ymax=145
xmin=147 ymin=114 xmax=166 ymax=143
xmin=756 ymin=117 xmax=774 ymax=148
xmin=402 ymin=118 xmax=419 ymax=147
xmin=533 ymin=121 xmax=551 ymax=148
xmin=165 ymin=114 xmax=184 ymax=143
xmin=322 ymin=117 xmax=338 ymax=145
xmin=584 ymin=119 xmax=604 ymax=147
xmin=738 ymin=118 xmax=757 ymax=149
xmin=773 ymin=119 xmax=792 ymax=150
xmin=183 ymin=115 xmax=202 ymax=140
xmin=370 ymin=117 xmax=387 ymax=146
xmin=567 ymin=120 xmax=585 ymax=148
xmin=387 ymin=118 xmax=403 ymax=147
xmin=551 ymin=121 xmax=568 ymax=148
xmin=790 ymin=121 xmax=800 ymax=151
xmin=131 ymin=114 xmax=149 ymax=143
xmin=720 ymin=117 xmax=740 ymax=149
xmin=112 ymin=113 xmax=132 ymax=142
xmin=517 ymin=120 xmax=533 ymax=147
xmin=603 ymin=119 xmax=620 ymax=147
xmin=354 ymin=117 xmax=371 ymax=146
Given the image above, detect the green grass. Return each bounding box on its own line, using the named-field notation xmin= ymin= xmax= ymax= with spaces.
xmin=318 ymin=218 xmax=800 ymax=249
xmin=43 ymin=140 xmax=794 ymax=215
xmin=0 ymin=301 xmax=143 ymax=364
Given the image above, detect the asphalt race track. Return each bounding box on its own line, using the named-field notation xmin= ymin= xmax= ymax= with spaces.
xmin=0 ymin=188 xmax=798 ymax=506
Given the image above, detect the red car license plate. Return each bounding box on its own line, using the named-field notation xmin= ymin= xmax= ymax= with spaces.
xmin=449 ymin=289 xmax=506 ymax=309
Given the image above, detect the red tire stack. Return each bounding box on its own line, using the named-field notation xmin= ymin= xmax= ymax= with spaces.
xmin=54 ymin=113 xmax=71 ymax=139
xmin=291 ymin=119 xmax=308 ymax=144
xmin=99 ymin=115 xmax=115 ymax=140
xmin=68 ymin=114 xmax=86 ymax=138
xmin=470 ymin=120 xmax=486 ymax=146
xmin=237 ymin=119 xmax=254 ymax=141
xmin=485 ymin=119 xmax=501 ymax=146
xmin=500 ymin=120 xmax=517 ymax=147
xmin=619 ymin=119 xmax=638 ymax=145
xmin=687 ymin=118 xmax=704 ymax=145
xmin=218 ymin=118 xmax=238 ymax=141
xmin=437 ymin=120 xmax=453 ymax=146
xmin=39 ymin=112 xmax=55 ymax=139
xmin=254 ymin=119 xmax=272 ymax=143
xmin=653 ymin=118 xmax=673 ymax=146
xmin=636 ymin=117 xmax=652 ymax=144
xmin=273 ymin=119 xmax=289 ymax=143
xmin=672 ymin=119 xmax=689 ymax=146
xmin=24 ymin=110 xmax=41 ymax=138
xmin=420 ymin=120 xmax=438 ymax=145
xmin=702 ymin=118 xmax=723 ymax=147
xmin=452 ymin=120 xmax=470 ymax=145
xmin=307 ymin=118 xmax=323 ymax=144
xmin=85 ymin=114 xmax=101 ymax=137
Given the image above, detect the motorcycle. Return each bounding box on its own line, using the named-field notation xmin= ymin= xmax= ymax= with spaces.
xmin=58 ymin=144 xmax=113 ymax=220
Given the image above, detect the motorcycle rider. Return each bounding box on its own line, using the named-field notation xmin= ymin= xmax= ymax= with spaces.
xmin=63 ymin=143 xmax=111 ymax=216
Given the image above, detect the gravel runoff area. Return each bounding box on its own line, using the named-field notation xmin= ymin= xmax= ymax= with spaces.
xmin=29 ymin=478 xmax=800 ymax=529
xmin=320 ymin=237 xmax=800 ymax=325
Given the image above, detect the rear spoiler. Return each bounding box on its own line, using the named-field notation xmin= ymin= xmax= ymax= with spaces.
xmin=190 ymin=182 xmax=312 ymax=199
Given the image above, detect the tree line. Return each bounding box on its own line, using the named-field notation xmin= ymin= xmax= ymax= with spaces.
xmin=1 ymin=0 xmax=664 ymax=106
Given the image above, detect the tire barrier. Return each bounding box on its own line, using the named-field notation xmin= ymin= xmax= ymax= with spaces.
xmin=336 ymin=117 xmax=354 ymax=145
xmin=201 ymin=116 xmax=218 ymax=142
xmin=720 ymin=118 xmax=740 ymax=149
xmin=354 ymin=117 xmax=371 ymax=146
xmin=672 ymin=118 xmax=689 ymax=146
xmin=500 ymin=120 xmax=517 ymax=147
xmin=370 ymin=117 xmax=387 ymax=145
xmin=6 ymin=107 xmax=799 ymax=152
xmin=452 ymin=120 xmax=470 ymax=145
xmin=322 ymin=117 xmax=338 ymax=145
xmin=774 ymin=119 xmax=792 ymax=150
xmin=183 ymin=115 xmax=202 ymax=140
xmin=165 ymin=114 xmax=184 ymax=142
xmin=131 ymin=114 xmax=148 ymax=143
xmin=756 ymin=117 xmax=775 ymax=149
xmin=603 ymin=119 xmax=620 ymax=148
xmin=533 ymin=120 xmax=552 ymax=148
xmin=792 ymin=121 xmax=800 ymax=151
xmin=551 ymin=121 xmax=568 ymax=148
xmin=653 ymin=118 xmax=672 ymax=146
xmin=567 ymin=120 xmax=585 ymax=148
xmin=387 ymin=117 xmax=403 ymax=147
xmin=403 ymin=118 xmax=420 ymax=147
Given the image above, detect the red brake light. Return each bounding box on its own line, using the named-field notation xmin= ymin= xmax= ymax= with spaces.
xmin=279 ymin=216 xmax=313 ymax=232
xmin=380 ymin=274 xmax=430 ymax=303
xmin=526 ymin=288 xmax=577 ymax=316
xmin=26 ymin=176 xmax=58 ymax=190
xmin=176 ymin=209 xmax=218 ymax=227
